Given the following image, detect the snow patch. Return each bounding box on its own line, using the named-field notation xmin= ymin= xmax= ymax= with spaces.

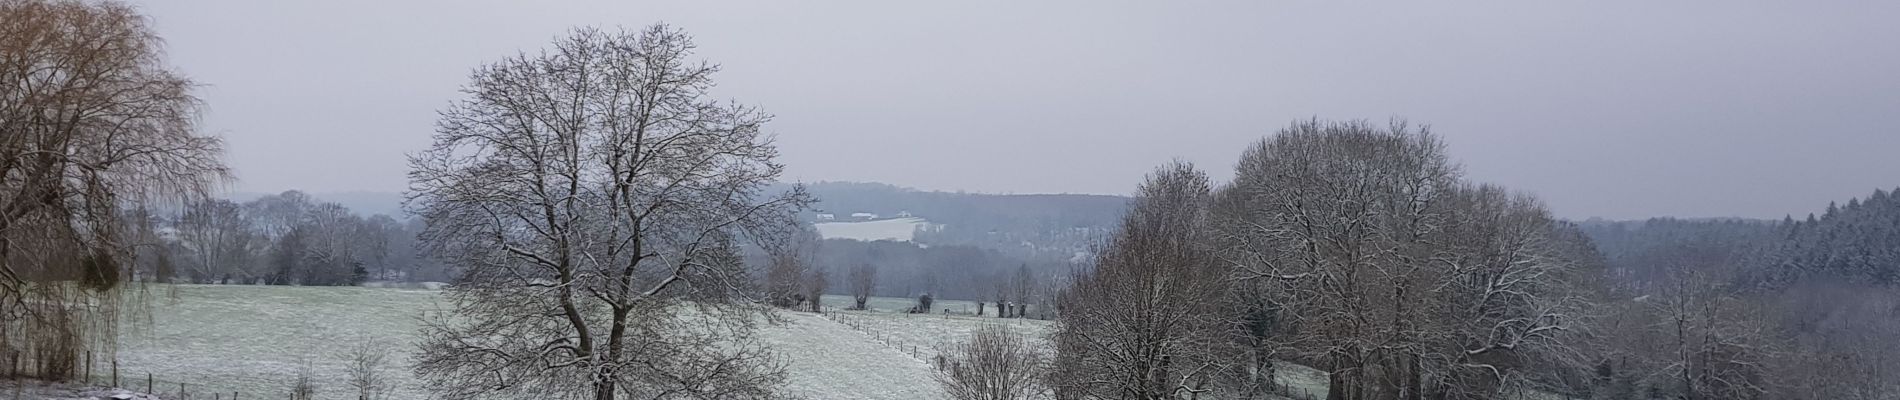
xmin=814 ymin=217 xmax=933 ymax=242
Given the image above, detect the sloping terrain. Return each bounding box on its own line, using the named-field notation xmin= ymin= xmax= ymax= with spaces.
xmin=98 ymin=285 xmax=1377 ymax=400
xmin=106 ymin=285 xmax=990 ymax=400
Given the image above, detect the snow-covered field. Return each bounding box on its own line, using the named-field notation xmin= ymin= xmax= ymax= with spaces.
xmin=113 ymin=285 xmax=436 ymax=399
xmin=0 ymin=379 xmax=162 ymax=400
xmin=813 ymin=217 xmax=931 ymax=241
xmin=816 ymin=293 xmax=984 ymax=314
xmin=104 ymin=285 xmax=1016 ymax=400
xmin=95 ymin=285 xmax=1411 ymax=400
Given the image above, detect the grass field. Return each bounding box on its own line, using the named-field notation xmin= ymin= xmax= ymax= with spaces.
xmin=103 ymin=285 xmax=1016 ymax=400
xmin=97 ymin=285 xmax=1363 ymax=400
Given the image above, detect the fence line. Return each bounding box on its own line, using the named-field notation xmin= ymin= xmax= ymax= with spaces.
xmin=48 ymin=350 xmax=273 ymax=400
xmin=816 ymin=308 xmax=936 ymax=366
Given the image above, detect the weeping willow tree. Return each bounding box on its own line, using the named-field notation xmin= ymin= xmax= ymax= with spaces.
xmin=0 ymin=0 xmax=229 ymax=380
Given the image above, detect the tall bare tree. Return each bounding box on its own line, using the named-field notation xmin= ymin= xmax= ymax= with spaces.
xmin=804 ymin=266 xmax=829 ymax=312
xmin=177 ymin=198 xmax=254 ymax=282
xmin=0 ymin=0 xmax=228 ymax=379
xmin=408 ymin=24 xmax=809 ymax=399
xmin=1218 ymin=120 xmax=1591 ymax=400
xmin=1051 ymin=161 xmax=1243 ymax=399
xmin=1010 ymin=264 xmax=1032 ymax=318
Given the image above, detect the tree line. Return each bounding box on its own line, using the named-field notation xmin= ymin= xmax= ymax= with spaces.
xmin=1036 ymin=120 xmax=1900 ymax=400
xmin=1576 ymin=189 xmax=1900 ymax=400
xmin=13 ymin=1 xmax=1898 ymax=398
xmin=1050 ymin=121 xmax=1598 ymax=400
xmin=803 ymin=237 xmax=1066 ymax=311
xmin=132 ymin=191 xmax=446 ymax=286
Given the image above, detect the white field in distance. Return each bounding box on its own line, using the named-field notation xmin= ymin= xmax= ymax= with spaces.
xmin=813 ymin=217 xmax=934 ymax=242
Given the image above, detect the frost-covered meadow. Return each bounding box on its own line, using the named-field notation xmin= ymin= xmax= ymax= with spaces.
xmin=812 ymin=217 xmax=932 ymax=242
xmin=99 ymin=285 xmax=1361 ymax=400
xmin=104 ymin=285 xmax=1068 ymax=400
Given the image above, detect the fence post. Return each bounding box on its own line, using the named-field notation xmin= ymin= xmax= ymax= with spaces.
xmin=146 ymin=372 xmax=153 ymax=394
xmin=112 ymin=359 xmax=118 ymax=387
xmin=85 ymin=351 xmax=91 ymax=384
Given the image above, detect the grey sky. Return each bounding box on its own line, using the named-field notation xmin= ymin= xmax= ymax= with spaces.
xmin=137 ymin=0 xmax=1900 ymax=220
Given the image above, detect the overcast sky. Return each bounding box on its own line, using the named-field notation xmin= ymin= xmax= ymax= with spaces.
xmin=136 ymin=0 xmax=1899 ymax=220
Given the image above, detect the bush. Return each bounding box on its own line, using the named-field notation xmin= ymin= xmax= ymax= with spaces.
xmin=913 ymin=293 xmax=934 ymax=314
xmin=936 ymin=324 xmax=1047 ymax=400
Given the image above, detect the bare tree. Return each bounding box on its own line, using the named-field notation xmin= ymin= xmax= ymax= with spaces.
xmin=1646 ymin=251 xmax=1773 ymax=400
xmin=340 ymin=339 xmax=390 ymax=400
xmin=291 ymin=360 xmax=320 ymax=400
xmin=1 ymin=0 xmax=228 ymax=379
xmin=1010 ymin=265 xmax=1034 ymax=318
xmin=246 ymin=190 xmax=312 ymax=242
xmin=804 ymin=266 xmax=829 ymax=312
xmin=1216 ymin=120 xmax=1592 ymax=400
xmin=938 ymin=324 xmax=1049 ymax=400
xmin=766 ymin=227 xmax=819 ymax=309
xmin=361 ymin=214 xmax=401 ymax=281
xmin=766 ymin=253 xmax=808 ymax=309
xmin=1051 ymin=161 xmax=1243 ymax=399
xmin=177 ymin=199 xmax=255 ymax=282
xmin=849 ymin=263 xmax=878 ymax=310
xmin=408 ymin=24 xmax=808 ymax=399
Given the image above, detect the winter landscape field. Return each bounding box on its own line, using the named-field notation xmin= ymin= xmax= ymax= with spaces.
xmin=93 ymin=285 xmax=1132 ymax=400
xmin=16 ymin=1 xmax=1900 ymax=398
xmin=811 ymin=217 xmax=934 ymax=242
xmin=83 ymin=285 xmax=1568 ymax=400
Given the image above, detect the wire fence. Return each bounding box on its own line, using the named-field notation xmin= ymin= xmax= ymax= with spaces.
xmin=1 ymin=350 xmax=289 ymax=400
xmin=819 ymin=308 xmax=935 ymax=364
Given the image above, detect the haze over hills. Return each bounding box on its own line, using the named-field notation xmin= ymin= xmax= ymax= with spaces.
xmin=227 ymin=190 xmax=408 ymax=218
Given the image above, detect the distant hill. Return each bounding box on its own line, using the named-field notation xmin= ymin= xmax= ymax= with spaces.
xmin=235 ymin=182 xmax=1134 ymax=257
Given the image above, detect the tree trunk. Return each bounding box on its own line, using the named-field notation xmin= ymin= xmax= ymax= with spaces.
xmin=1404 ymin=353 xmax=1422 ymax=400
xmin=594 ymin=379 xmax=615 ymax=400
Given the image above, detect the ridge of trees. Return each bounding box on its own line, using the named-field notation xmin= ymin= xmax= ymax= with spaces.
xmin=1048 ymin=120 xmax=1900 ymax=400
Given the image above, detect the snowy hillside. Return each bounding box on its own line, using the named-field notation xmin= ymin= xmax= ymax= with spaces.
xmin=814 ymin=217 xmax=933 ymax=242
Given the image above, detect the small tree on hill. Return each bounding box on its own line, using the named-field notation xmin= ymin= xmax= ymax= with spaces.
xmin=850 ymin=263 xmax=878 ymax=310
xmin=805 ymin=267 xmax=830 ymax=312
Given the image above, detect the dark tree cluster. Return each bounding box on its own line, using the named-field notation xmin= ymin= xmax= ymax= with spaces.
xmin=810 ymin=238 xmax=1066 ymax=309
xmin=142 ymin=191 xmax=445 ymax=286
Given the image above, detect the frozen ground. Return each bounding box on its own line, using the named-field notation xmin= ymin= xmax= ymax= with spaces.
xmin=94 ymin=285 xmax=1504 ymax=400
xmin=0 ymin=380 xmax=162 ymax=400
xmin=757 ymin=312 xmax=946 ymax=400
xmin=104 ymin=285 xmax=1006 ymax=400
xmin=822 ymin=309 xmax=1055 ymax=363
xmin=112 ymin=285 xmax=436 ymax=399
xmin=813 ymin=217 xmax=930 ymax=241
